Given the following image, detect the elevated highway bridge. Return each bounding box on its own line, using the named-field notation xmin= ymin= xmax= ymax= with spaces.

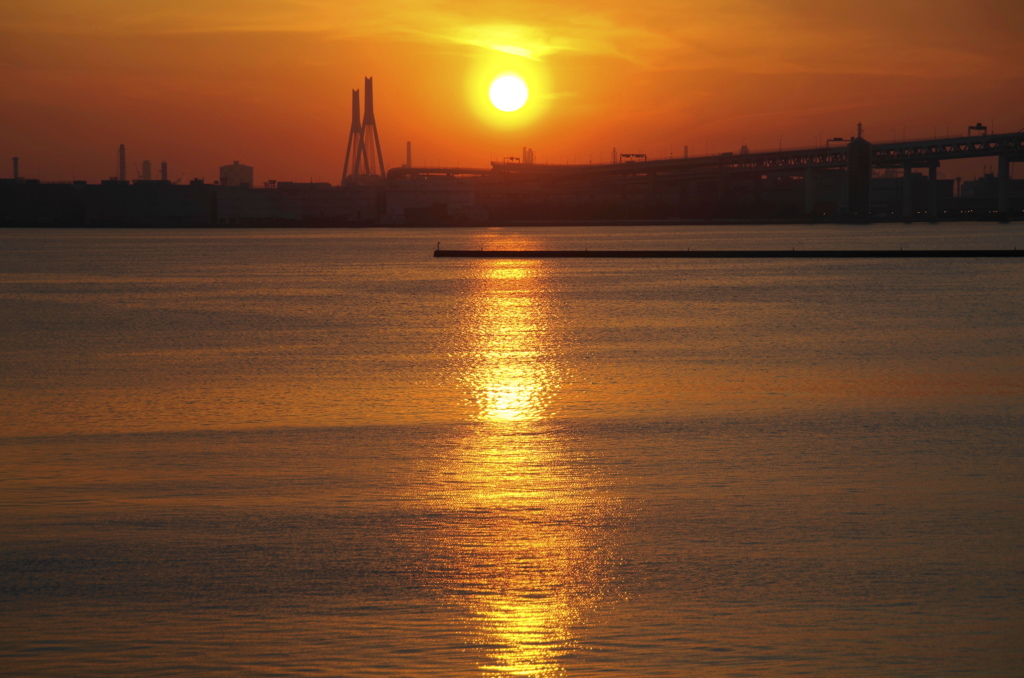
xmin=388 ymin=132 xmax=1024 ymax=220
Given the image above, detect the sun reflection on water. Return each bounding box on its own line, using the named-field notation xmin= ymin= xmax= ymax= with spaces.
xmin=434 ymin=431 xmax=598 ymax=677
xmin=465 ymin=260 xmax=557 ymax=423
xmin=421 ymin=257 xmax=611 ymax=675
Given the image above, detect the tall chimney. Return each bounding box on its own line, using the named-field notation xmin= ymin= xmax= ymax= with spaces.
xmin=160 ymin=161 xmax=168 ymax=182
xmin=12 ymin=157 xmax=18 ymax=180
xmin=118 ymin=144 xmax=126 ymax=181
xmin=406 ymin=141 xmax=411 ymax=168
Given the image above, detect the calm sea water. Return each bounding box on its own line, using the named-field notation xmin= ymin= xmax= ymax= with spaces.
xmin=1 ymin=224 xmax=1022 ymax=677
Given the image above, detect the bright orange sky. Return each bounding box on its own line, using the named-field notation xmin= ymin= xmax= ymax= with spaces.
xmin=3 ymin=0 xmax=1023 ymax=183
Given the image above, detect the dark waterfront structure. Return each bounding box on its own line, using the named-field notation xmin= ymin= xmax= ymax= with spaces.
xmin=3 ymin=131 xmax=1023 ymax=226
xmin=0 ymin=179 xmax=380 ymax=227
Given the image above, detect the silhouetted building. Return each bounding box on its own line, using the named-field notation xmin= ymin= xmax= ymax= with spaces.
xmin=961 ymin=173 xmax=1024 ymax=199
xmin=220 ymin=161 xmax=253 ymax=188
xmin=871 ymin=174 xmax=955 ymax=218
xmin=0 ymin=179 xmax=381 ymax=226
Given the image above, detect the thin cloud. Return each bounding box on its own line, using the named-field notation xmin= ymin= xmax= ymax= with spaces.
xmin=4 ymin=0 xmax=1021 ymax=80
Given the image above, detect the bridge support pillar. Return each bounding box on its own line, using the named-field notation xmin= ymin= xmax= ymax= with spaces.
xmin=903 ymin=163 xmax=914 ymax=222
xmin=928 ymin=163 xmax=938 ymax=222
xmin=804 ymin=168 xmax=815 ymax=215
xmin=846 ymin=136 xmax=871 ymax=220
xmin=998 ymin=155 xmax=1010 ymax=216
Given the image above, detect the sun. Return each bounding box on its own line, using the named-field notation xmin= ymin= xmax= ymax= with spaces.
xmin=467 ymin=60 xmax=546 ymax=127
xmin=489 ymin=75 xmax=529 ymax=112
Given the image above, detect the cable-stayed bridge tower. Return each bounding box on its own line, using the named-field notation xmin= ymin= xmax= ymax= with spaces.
xmin=342 ymin=77 xmax=385 ymax=183
xmin=342 ymin=89 xmax=367 ymax=181
xmin=359 ymin=77 xmax=385 ymax=178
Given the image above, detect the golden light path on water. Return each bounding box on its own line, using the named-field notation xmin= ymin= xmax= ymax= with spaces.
xmin=422 ymin=257 xmax=612 ymax=676
xmin=469 ymin=260 xmax=555 ymax=423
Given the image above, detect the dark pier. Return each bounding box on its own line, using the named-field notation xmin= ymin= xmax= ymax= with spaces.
xmin=435 ymin=249 xmax=1024 ymax=259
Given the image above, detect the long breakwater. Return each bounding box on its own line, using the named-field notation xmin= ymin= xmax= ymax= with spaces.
xmin=434 ymin=249 xmax=1024 ymax=259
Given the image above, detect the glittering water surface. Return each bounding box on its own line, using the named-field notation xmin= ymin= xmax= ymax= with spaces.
xmin=1 ymin=225 xmax=1023 ymax=676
